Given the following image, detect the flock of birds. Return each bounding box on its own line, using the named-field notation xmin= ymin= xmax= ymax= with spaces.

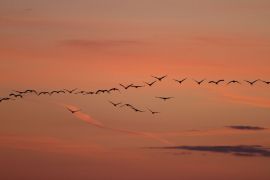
xmin=1 ymin=75 xmax=270 ymax=115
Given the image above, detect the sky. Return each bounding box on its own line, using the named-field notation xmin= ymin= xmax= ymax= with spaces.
xmin=1 ymin=0 xmax=270 ymax=179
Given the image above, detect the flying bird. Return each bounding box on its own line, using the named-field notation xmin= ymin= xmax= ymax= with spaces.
xmin=152 ymin=75 xmax=167 ymax=81
xmin=14 ymin=89 xmax=37 ymax=95
xmin=130 ymin=84 xmax=145 ymax=89
xmin=0 ymin=97 xmax=14 ymax=102
xmin=108 ymin=101 xmax=122 ymax=107
xmin=144 ymin=81 xmax=156 ymax=87
xmin=38 ymin=91 xmax=51 ymax=96
xmin=84 ymin=91 xmax=95 ymax=95
xmin=227 ymin=80 xmax=241 ymax=85
xmin=131 ymin=107 xmax=144 ymax=112
xmin=50 ymin=90 xmax=66 ymax=95
xmin=75 ymin=91 xmax=86 ymax=94
xmin=119 ymin=83 xmax=133 ymax=90
xmin=25 ymin=89 xmax=38 ymax=95
xmin=261 ymin=80 xmax=270 ymax=85
xmin=155 ymin=96 xmax=174 ymax=101
xmin=147 ymin=108 xmax=160 ymax=115
xmin=193 ymin=79 xmax=205 ymax=85
xmin=96 ymin=89 xmax=110 ymax=94
xmin=174 ymin=78 xmax=187 ymax=84
xmin=108 ymin=88 xmax=120 ymax=93
xmin=9 ymin=93 xmax=23 ymax=98
xmin=66 ymin=107 xmax=81 ymax=114
xmin=14 ymin=90 xmax=25 ymax=94
xmin=64 ymin=88 xmax=77 ymax=94
xmin=208 ymin=79 xmax=225 ymax=85
xmin=120 ymin=103 xmax=135 ymax=108
xmin=244 ymin=79 xmax=259 ymax=85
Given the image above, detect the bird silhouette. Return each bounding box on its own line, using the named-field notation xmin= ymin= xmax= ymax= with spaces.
xmin=131 ymin=107 xmax=144 ymax=112
xmin=64 ymin=88 xmax=77 ymax=94
xmin=174 ymin=78 xmax=187 ymax=84
xmin=193 ymin=79 xmax=205 ymax=85
xmin=108 ymin=88 xmax=120 ymax=93
xmin=120 ymin=103 xmax=135 ymax=108
xmin=15 ymin=89 xmax=37 ymax=95
xmin=50 ymin=90 xmax=66 ymax=95
xmin=227 ymin=80 xmax=241 ymax=85
xmin=25 ymin=89 xmax=38 ymax=95
xmin=155 ymin=96 xmax=174 ymax=101
xmin=144 ymin=80 xmax=156 ymax=87
xmin=0 ymin=97 xmax=14 ymax=102
xmin=119 ymin=83 xmax=133 ymax=90
xmin=147 ymin=108 xmax=160 ymax=115
xmin=9 ymin=93 xmax=23 ymax=98
xmin=14 ymin=90 xmax=25 ymax=94
xmin=152 ymin=75 xmax=167 ymax=81
xmin=130 ymin=84 xmax=145 ymax=89
xmin=75 ymin=91 xmax=86 ymax=94
xmin=38 ymin=91 xmax=51 ymax=96
xmin=66 ymin=107 xmax=81 ymax=114
xmin=108 ymin=101 xmax=122 ymax=107
xmin=84 ymin=91 xmax=95 ymax=95
xmin=96 ymin=89 xmax=110 ymax=94
xmin=244 ymin=79 xmax=259 ymax=85
xmin=261 ymin=80 xmax=270 ymax=85
xmin=209 ymin=79 xmax=225 ymax=85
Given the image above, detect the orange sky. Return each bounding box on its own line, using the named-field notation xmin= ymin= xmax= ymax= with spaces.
xmin=1 ymin=0 xmax=270 ymax=179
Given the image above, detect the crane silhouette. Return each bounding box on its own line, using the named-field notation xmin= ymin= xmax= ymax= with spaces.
xmin=119 ymin=83 xmax=133 ymax=89
xmin=155 ymin=96 xmax=174 ymax=101
xmin=261 ymin=80 xmax=270 ymax=85
xmin=193 ymin=79 xmax=205 ymax=85
xmin=108 ymin=101 xmax=122 ymax=107
xmin=244 ymin=79 xmax=259 ymax=85
xmin=227 ymin=80 xmax=241 ymax=85
xmin=147 ymin=108 xmax=160 ymax=115
xmin=208 ymin=79 xmax=225 ymax=85
xmin=66 ymin=107 xmax=81 ymax=114
xmin=144 ymin=81 xmax=156 ymax=87
xmin=9 ymin=93 xmax=23 ymax=98
xmin=152 ymin=75 xmax=167 ymax=81
xmin=174 ymin=78 xmax=187 ymax=84
xmin=64 ymin=88 xmax=77 ymax=94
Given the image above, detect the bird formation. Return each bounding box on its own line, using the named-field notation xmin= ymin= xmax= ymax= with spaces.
xmin=1 ymin=76 xmax=269 ymax=115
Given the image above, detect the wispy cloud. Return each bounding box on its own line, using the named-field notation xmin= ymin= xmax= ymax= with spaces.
xmin=148 ymin=145 xmax=270 ymax=157
xmin=155 ymin=126 xmax=270 ymax=138
xmin=226 ymin=125 xmax=267 ymax=131
xmin=63 ymin=104 xmax=270 ymax=140
xmin=64 ymin=104 xmax=172 ymax=145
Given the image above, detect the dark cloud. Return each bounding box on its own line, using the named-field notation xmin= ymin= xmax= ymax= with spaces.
xmin=148 ymin=145 xmax=270 ymax=157
xmin=226 ymin=125 xmax=267 ymax=131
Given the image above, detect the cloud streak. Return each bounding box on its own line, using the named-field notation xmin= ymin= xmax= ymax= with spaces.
xmin=226 ymin=125 xmax=267 ymax=131
xmin=148 ymin=145 xmax=270 ymax=157
xmin=63 ymin=104 xmax=270 ymax=141
xmin=64 ymin=104 xmax=172 ymax=145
